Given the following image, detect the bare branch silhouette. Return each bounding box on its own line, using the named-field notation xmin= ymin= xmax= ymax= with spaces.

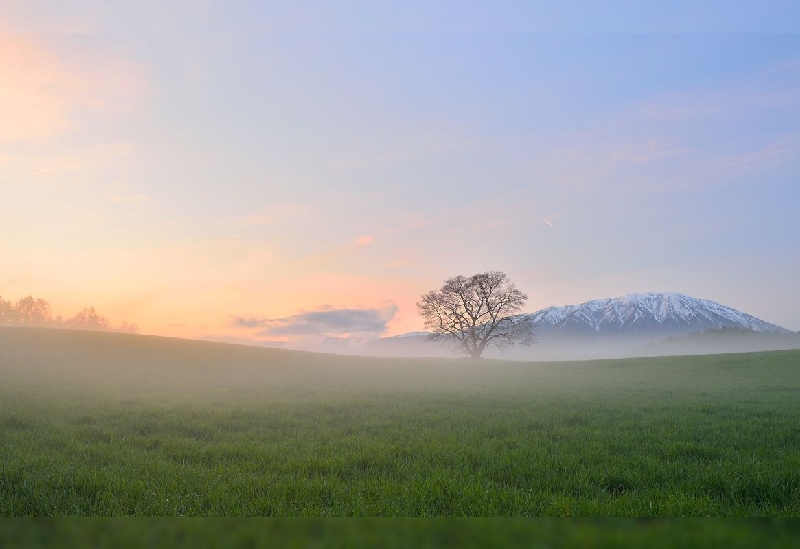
xmin=417 ymin=271 xmax=534 ymax=359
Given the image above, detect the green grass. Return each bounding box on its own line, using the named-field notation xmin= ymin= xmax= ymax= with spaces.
xmin=1 ymin=519 xmax=799 ymax=549
xmin=1 ymin=327 xmax=799 ymax=517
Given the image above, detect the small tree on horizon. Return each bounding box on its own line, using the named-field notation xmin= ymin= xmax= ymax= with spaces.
xmin=0 ymin=297 xmax=17 ymax=326
xmin=67 ymin=307 xmax=112 ymax=331
xmin=417 ymin=271 xmax=534 ymax=359
xmin=116 ymin=321 xmax=139 ymax=334
xmin=13 ymin=296 xmax=53 ymax=327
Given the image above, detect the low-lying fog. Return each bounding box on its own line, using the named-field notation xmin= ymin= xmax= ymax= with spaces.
xmin=269 ymin=329 xmax=800 ymax=362
xmin=3 ymin=326 xmax=799 ymax=405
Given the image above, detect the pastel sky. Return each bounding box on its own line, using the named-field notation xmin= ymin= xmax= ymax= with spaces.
xmin=2 ymin=2 xmax=800 ymax=349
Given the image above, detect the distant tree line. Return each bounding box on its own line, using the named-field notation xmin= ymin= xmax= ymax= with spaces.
xmin=0 ymin=295 xmax=137 ymax=333
xmin=646 ymin=326 xmax=800 ymax=355
xmin=663 ymin=326 xmax=799 ymax=343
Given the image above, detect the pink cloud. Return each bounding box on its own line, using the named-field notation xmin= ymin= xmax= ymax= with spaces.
xmin=0 ymin=33 xmax=76 ymax=142
xmin=0 ymin=29 xmax=148 ymax=144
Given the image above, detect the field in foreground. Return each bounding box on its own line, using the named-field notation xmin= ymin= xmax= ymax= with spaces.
xmin=1 ymin=327 xmax=799 ymax=517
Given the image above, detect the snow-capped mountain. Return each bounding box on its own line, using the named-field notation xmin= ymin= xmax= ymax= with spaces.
xmin=366 ymin=292 xmax=791 ymax=359
xmin=526 ymin=292 xmax=789 ymax=337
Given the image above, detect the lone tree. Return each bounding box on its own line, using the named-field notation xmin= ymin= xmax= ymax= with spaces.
xmin=417 ymin=271 xmax=534 ymax=359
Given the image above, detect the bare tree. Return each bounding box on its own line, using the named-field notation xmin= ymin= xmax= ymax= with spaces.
xmin=417 ymin=271 xmax=534 ymax=358
xmin=0 ymin=297 xmax=17 ymax=326
xmin=67 ymin=307 xmax=111 ymax=331
xmin=14 ymin=296 xmax=53 ymax=327
xmin=115 ymin=321 xmax=139 ymax=334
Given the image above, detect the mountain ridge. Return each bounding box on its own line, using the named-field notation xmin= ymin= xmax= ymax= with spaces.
xmin=525 ymin=292 xmax=789 ymax=337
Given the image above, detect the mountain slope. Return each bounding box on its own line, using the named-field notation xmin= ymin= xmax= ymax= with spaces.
xmin=527 ymin=292 xmax=789 ymax=338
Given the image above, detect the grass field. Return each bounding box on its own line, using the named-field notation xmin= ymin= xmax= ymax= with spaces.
xmin=1 ymin=327 xmax=799 ymax=518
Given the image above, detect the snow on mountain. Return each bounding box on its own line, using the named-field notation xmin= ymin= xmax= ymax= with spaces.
xmin=526 ymin=292 xmax=789 ymax=336
xmin=385 ymin=331 xmax=430 ymax=339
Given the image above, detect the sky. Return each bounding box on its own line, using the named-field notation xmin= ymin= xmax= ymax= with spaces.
xmin=2 ymin=1 xmax=800 ymax=350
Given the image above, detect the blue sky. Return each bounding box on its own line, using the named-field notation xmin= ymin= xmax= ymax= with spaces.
xmin=1 ymin=2 xmax=799 ymax=346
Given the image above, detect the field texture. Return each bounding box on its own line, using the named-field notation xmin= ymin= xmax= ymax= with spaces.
xmin=1 ymin=327 xmax=799 ymax=517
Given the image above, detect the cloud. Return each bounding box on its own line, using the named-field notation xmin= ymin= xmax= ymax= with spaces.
xmin=298 ymin=235 xmax=380 ymax=269
xmin=526 ymin=67 xmax=800 ymax=197
xmin=2 ymin=273 xmax=32 ymax=287
xmin=201 ymin=335 xmax=286 ymax=349
xmin=636 ymin=87 xmax=798 ymax=124
xmin=231 ymin=316 xmax=270 ymax=328
xmin=764 ymin=56 xmax=800 ymax=75
xmin=111 ymin=193 xmax=151 ymax=206
xmin=237 ymin=202 xmax=317 ymax=227
xmin=328 ymin=131 xmax=482 ymax=173
xmin=0 ymin=29 xmax=148 ymax=145
xmin=232 ymin=304 xmax=398 ymax=337
xmin=0 ymin=33 xmax=75 ymax=143
xmin=355 ymin=235 xmax=375 ymax=246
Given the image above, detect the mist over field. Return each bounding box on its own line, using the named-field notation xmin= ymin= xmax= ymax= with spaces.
xmin=2 ymin=326 xmax=799 ymax=520
xmin=361 ymin=329 xmax=800 ymax=362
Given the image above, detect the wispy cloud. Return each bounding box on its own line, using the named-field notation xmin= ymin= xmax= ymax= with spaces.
xmin=237 ymin=203 xmax=315 ymax=227
xmin=328 ymin=130 xmax=483 ymax=173
xmin=232 ymin=304 xmax=398 ymax=337
xmin=0 ymin=273 xmax=33 ymax=291
xmin=231 ymin=316 xmax=270 ymax=328
xmin=299 ymin=235 xmax=379 ymax=269
xmin=688 ymin=131 xmax=800 ymax=182
xmin=475 ymin=221 xmax=510 ymax=230
xmin=636 ymin=87 xmax=798 ymax=123
xmin=527 ymin=68 xmax=800 ymax=196
xmin=0 ymin=32 xmax=75 ymax=143
xmin=111 ymin=193 xmax=151 ymax=206
xmin=0 ymin=30 xmax=148 ymax=144
xmin=0 ymin=153 xmax=89 ymax=177
xmin=201 ymin=335 xmax=286 ymax=349
xmin=764 ymin=56 xmax=800 ymax=75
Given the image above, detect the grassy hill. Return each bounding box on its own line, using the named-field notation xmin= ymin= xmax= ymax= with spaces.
xmin=1 ymin=326 xmax=799 ymax=518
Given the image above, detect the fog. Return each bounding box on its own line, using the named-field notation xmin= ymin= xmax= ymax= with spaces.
xmin=358 ymin=330 xmax=800 ymax=362
xmin=4 ymin=325 xmax=798 ymax=407
xmin=5 ymin=325 xmax=800 ymax=519
xmin=0 ymin=326 xmax=561 ymax=403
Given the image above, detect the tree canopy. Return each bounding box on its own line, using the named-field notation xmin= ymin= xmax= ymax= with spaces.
xmin=0 ymin=295 xmax=137 ymax=333
xmin=417 ymin=271 xmax=534 ymax=358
